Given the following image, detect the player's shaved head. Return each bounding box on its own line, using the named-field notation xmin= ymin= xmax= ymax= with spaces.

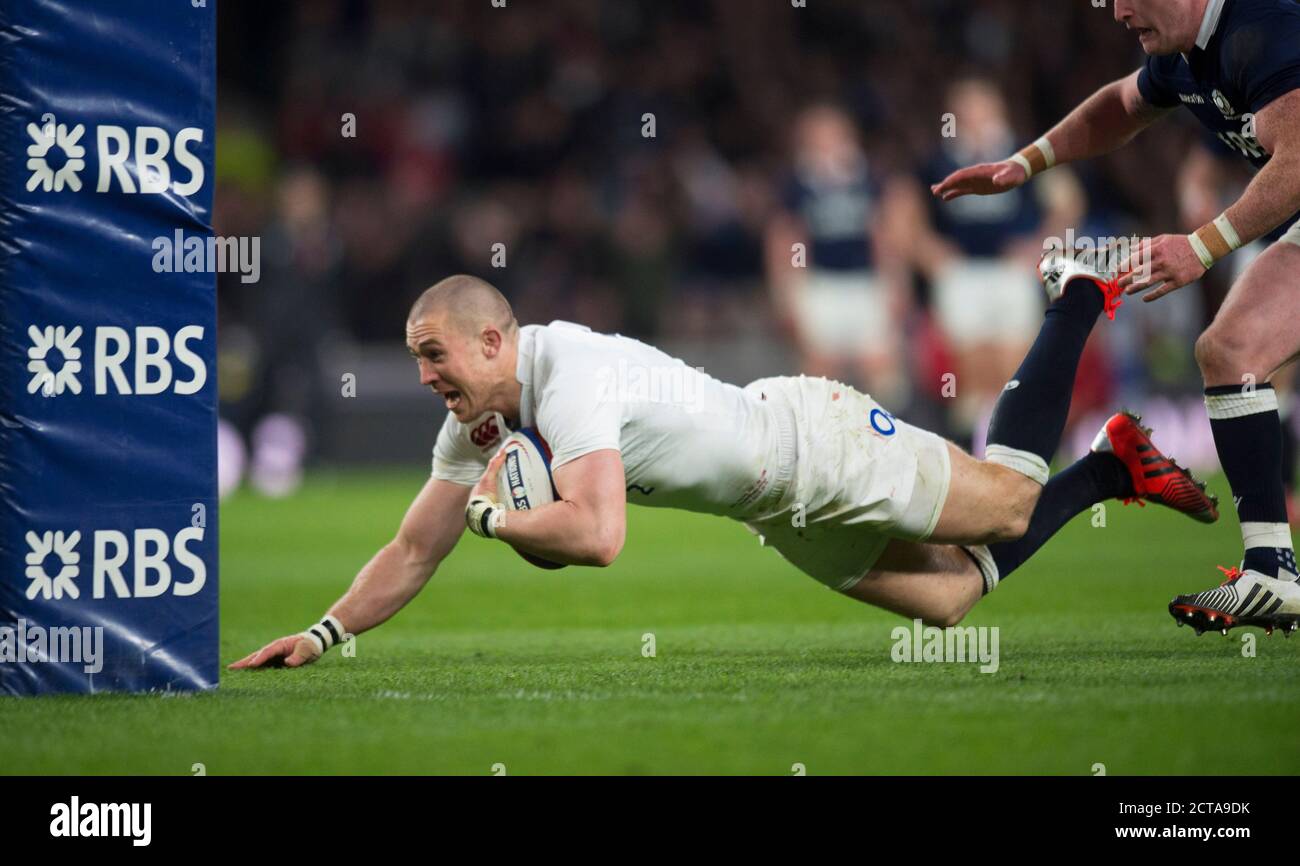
xmin=408 ymin=274 xmax=517 ymax=338
xmin=406 ymin=275 xmax=523 ymax=423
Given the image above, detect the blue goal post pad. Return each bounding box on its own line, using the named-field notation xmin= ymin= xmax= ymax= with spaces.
xmin=0 ymin=1 xmax=218 ymax=694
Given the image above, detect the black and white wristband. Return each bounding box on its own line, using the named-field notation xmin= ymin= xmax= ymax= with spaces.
xmin=466 ymin=495 xmax=505 ymax=539
xmin=303 ymin=615 xmax=345 ymax=655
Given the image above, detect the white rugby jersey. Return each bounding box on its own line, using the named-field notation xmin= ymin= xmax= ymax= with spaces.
xmin=431 ymin=321 xmax=792 ymax=518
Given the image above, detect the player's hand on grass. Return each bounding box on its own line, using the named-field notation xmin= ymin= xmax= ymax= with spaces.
xmin=930 ymin=160 xmax=1028 ymax=200
xmin=1117 ymin=234 xmax=1206 ymax=302
xmin=228 ymin=634 xmax=322 ymax=670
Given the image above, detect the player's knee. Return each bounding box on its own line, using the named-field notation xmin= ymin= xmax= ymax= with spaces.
xmin=1193 ymin=328 xmax=1222 ymax=374
xmin=988 ymin=473 xmax=1035 ymax=542
xmin=987 ymin=513 xmax=1028 ymax=545
xmin=1003 ymin=510 xmax=1031 ymax=543
xmin=1194 ymin=326 xmax=1250 ymax=380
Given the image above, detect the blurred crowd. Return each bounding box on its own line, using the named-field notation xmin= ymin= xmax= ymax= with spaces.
xmin=213 ymin=0 xmax=1295 ymax=492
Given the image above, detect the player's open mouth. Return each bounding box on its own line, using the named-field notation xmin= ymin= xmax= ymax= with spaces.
xmin=443 ymin=389 xmax=462 ymax=411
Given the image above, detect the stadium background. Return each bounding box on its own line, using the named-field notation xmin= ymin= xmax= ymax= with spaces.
xmin=10 ymin=0 xmax=1293 ymax=775
xmin=213 ymin=0 xmax=1295 ymax=482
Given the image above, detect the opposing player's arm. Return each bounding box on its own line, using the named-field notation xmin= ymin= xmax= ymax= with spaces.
xmin=489 ymin=449 xmax=628 ymax=567
xmin=932 ymin=71 xmax=1173 ymax=200
xmin=228 ymin=477 xmax=470 ymax=670
xmin=1220 ymin=89 xmax=1300 ymax=245
xmin=1120 ymin=89 xmax=1300 ymax=302
xmin=1033 ymin=70 xmax=1172 ymax=163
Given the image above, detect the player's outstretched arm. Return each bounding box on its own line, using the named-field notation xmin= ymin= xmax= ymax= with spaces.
xmin=228 ymin=477 xmax=470 ymax=670
xmin=932 ymin=70 xmax=1172 ymax=201
xmin=1119 ymin=89 xmax=1300 ymax=302
xmin=477 ymin=448 xmax=627 ymax=567
xmin=1214 ymin=91 xmax=1300 ymax=248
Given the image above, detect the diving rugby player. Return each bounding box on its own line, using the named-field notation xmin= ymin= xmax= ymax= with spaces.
xmin=932 ymin=0 xmax=1300 ymax=634
xmin=232 ymin=264 xmax=1217 ymax=670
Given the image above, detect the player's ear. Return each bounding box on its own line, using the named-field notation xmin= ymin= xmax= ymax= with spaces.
xmin=480 ymin=324 xmax=502 ymax=359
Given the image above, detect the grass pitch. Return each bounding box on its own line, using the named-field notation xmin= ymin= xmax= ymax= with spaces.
xmin=3 ymin=468 xmax=1298 ymax=775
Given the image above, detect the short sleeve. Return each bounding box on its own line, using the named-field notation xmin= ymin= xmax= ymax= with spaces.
xmin=1137 ymin=58 xmax=1181 ymax=109
xmin=534 ymin=371 xmax=623 ymax=471
xmin=430 ymin=414 xmax=486 ymax=486
xmin=1224 ymin=17 xmax=1300 ymax=113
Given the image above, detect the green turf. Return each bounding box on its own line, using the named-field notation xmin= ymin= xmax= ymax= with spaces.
xmin=3 ymin=468 xmax=1298 ymax=775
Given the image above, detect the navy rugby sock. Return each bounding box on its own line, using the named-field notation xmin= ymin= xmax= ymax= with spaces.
xmin=1205 ymin=383 xmax=1297 ymax=580
xmin=1282 ymin=403 xmax=1298 ymax=498
xmin=984 ymin=280 xmax=1105 ymax=483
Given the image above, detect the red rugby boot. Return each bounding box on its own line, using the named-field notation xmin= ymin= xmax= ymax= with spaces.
xmin=1091 ymin=410 xmax=1219 ymax=523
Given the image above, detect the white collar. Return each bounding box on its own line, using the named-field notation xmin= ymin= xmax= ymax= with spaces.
xmin=1195 ymin=0 xmax=1227 ymax=50
xmin=513 ymin=324 xmax=536 ymax=428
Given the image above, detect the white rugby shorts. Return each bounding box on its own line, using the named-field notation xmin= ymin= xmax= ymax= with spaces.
xmin=791 ymin=269 xmax=893 ymax=355
xmin=742 ymin=375 xmax=952 ymax=591
xmin=932 ymin=258 xmax=1042 ymax=348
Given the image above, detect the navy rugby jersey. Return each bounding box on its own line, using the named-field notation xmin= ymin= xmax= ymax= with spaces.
xmin=925 ymin=143 xmax=1042 ymax=258
xmin=781 ymin=164 xmax=878 ymax=272
xmin=1137 ymin=0 xmax=1300 ymax=170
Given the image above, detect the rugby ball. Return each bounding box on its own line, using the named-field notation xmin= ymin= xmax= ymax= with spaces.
xmin=496 ymin=428 xmax=566 ymax=570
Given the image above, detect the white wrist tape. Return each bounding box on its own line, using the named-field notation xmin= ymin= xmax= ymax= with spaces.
xmin=1009 ymin=137 xmax=1055 ymax=179
xmin=466 ymin=495 xmax=505 ymax=539
xmin=1036 ymin=136 xmax=1056 ymax=169
xmin=1188 ymin=212 xmax=1242 ymax=270
xmin=303 ymin=615 xmax=345 ymax=654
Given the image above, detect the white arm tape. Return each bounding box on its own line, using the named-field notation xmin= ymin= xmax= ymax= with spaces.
xmin=466 ymin=495 xmax=505 ymax=538
xmin=304 ymin=614 xmax=346 ymax=654
xmin=1035 ymin=136 xmax=1056 ymax=169
xmin=1214 ymin=213 xmax=1241 ymax=249
xmin=1187 ymin=233 xmax=1216 ymax=270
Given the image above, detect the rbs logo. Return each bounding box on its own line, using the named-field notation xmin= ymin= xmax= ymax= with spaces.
xmin=25 ymin=527 xmax=207 ymax=600
xmin=26 ymin=114 xmax=205 ymax=196
xmin=27 ymin=324 xmax=207 ymax=397
xmin=97 ymin=126 xmax=205 ymax=195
